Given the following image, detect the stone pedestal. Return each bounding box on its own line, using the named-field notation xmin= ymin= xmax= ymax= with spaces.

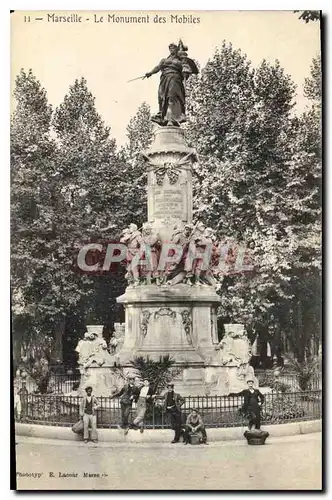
xmin=78 ymin=366 xmax=122 ymax=397
xmin=86 ymin=325 xmax=104 ymax=337
xmin=142 ymin=126 xmax=197 ymax=243
xmin=117 ymin=284 xmax=220 ymax=364
xmin=204 ymin=364 xmax=258 ymax=396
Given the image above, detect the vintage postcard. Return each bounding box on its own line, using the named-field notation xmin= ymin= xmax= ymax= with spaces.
xmin=11 ymin=9 xmax=322 ymax=491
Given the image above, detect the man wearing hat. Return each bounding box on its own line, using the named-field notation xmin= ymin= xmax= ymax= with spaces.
xmin=79 ymin=386 xmax=100 ymax=443
xmin=241 ymin=379 xmax=265 ymax=430
xmin=111 ymin=375 xmax=140 ymax=434
xmin=159 ymin=383 xmax=185 ymax=443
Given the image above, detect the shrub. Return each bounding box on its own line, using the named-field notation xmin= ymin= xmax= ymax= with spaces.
xmin=129 ymin=355 xmax=186 ymax=394
xmin=257 ymin=372 xmax=291 ymax=393
xmin=262 ymin=395 xmax=306 ymax=423
xmin=283 ymin=354 xmax=321 ymax=391
xmin=272 ymin=381 xmax=291 ymax=393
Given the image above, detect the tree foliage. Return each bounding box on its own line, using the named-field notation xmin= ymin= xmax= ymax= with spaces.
xmin=11 ymin=69 xmax=60 ymax=348
xmin=185 ymin=42 xmax=321 ymax=360
xmin=294 ymin=10 xmax=321 ymax=23
xmin=52 ymin=77 xmax=127 ymax=333
xmin=118 ymin=102 xmax=154 ymax=226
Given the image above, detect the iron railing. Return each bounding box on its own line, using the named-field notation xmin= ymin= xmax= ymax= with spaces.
xmin=18 ymin=373 xmax=81 ymax=394
xmin=17 ymin=390 xmax=321 ymax=428
xmin=20 ymin=369 xmax=322 ymax=395
xmin=255 ymin=370 xmax=322 ymax=391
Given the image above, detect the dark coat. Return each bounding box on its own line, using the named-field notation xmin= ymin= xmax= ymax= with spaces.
xmin=113 ymin=384 xmax=140 ymax=405
xmin=242 ymin=389 xmax=265 ymax=413
xmin=159 ymin=390 xmax=185 ymax=412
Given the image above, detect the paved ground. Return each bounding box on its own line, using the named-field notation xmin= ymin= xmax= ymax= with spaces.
xmin=14 ymin=433 xmax=322 ymax=491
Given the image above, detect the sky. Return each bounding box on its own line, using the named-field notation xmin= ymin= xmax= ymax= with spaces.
xmin=11 ymin=10 xmax=321 ymax=146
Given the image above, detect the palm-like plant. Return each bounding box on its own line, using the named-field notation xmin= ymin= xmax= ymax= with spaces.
xmin=129 ymin=355 xmax=186 ymax=394
xmin=284 ymin=353 xmax=321 ymax=391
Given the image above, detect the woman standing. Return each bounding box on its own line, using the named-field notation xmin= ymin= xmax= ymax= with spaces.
xmin=144 ymin=42 xmax=197 ymax=126
xmin=131 ymin=379 xmax=155 ymax=433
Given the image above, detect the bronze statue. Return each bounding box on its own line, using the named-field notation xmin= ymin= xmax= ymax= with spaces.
xmin=144 ymin=40 xmax=198 ymax=127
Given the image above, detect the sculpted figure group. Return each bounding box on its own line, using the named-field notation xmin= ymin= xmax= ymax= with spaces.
xmin=75 ymin=330 xmax=113 ymax=374
xmin=119 ymin=221 xmax=254 ymax=288
xmin=215 ymin=325 xmax=256 ymax=383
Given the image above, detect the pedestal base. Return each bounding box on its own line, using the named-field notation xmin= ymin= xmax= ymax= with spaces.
xmin=116 ymin=284 xmax=221 ymax=365
xmin=77 ymin=366 xmax=123 ymax=397
xmin=168 ymin=364 xmax=258 ymax=396
xmin=75 ymin=363 xmax=257 ymax=397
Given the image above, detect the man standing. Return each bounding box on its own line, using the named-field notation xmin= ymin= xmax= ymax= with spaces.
xmin=241 ymin=379 xmax=265 ymax=430
xmin=112 ymin=375 xmax=140 ymax=434
xmin=184 ymin=409 xmax=208 ymax=444
xmin=132 ymin=379 xmax=156 ymax=433
xmin=18 ymin=381 xmax=28 ymax=422
xmin=160 ymin=383 xmax=185 ymax=443
xmin=14 ymin=385 xmax=21 ymax=421
xmin=79 ymin=386 xmax=100 ymax=444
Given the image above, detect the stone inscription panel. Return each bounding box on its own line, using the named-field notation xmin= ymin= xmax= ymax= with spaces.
xmin=154 ymin=187 xmax=185 ymax=219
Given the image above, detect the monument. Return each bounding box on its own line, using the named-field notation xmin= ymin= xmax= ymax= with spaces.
xmin=116 ymin=124 xmax=222 ymax=394
xmin=76 ymin=40 xmax=257 ymax=396
xmin=113 ymin=40 xmax=257 ymax=395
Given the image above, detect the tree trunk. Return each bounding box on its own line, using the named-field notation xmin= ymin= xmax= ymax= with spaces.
xmin=297 ymin=301 xmax=305 ymax=363
xmin=52 ymin=315 xmax=66 ymax=363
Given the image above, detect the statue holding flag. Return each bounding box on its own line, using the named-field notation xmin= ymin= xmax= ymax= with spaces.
xmin=141 ymin=40 xmax=198 ymax=127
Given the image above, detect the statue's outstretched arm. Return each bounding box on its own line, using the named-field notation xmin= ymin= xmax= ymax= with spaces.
xmin=145 ymin=60 xmax=163 ymax=78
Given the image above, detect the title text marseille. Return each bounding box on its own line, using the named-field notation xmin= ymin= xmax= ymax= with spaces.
xmin=47 ymin=14 xmax=201 ymax=24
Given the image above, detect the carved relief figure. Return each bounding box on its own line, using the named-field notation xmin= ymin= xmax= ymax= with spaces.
xmin=216 ymin=325 xmax=253 ymax=382
xmin=120 ymin=223 xmax=143 ymax=287
xmin=185 ymin=221 xmax=207 ymax=285
xmin=110 ymin=334 xmax=119 ymax=355
xmin=110 ymin=324 xmax=125 ymax=354
xmin=141 ymin=310 xmax=151 ymax=337
xmin=141 ymin=222 xmax=161 ymax=285
xmin=181 ymin=309 xmax=192 ymax=345
xmin=168 ymin=223 xmax=194 ymax=285
xmin=75 ymin=331 xmax=112 ymax=374
xmin=191 ymin=225 xmax=218 ymax=286
xmin=202 ymin=228 xmax=221 ymax=286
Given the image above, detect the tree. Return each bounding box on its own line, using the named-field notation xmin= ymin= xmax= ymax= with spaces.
xmin=53 ymin=77 xmax=121 ymax=232
xmin=185 ymin=42 xmax=321 ymax=360
xmin=11 ymin=69 xmax=60 ymax=364
xmin=52 ymin=77 xmax=126 ymax=337
xmin=186 ymin=43 xmax=297 ymax=323
xmin=304 ymin=56 xmax=321 ymax=103
xmin=294 ymin=10 xmax=320 ymax=23
xmin=119 ymin=102 xmax=154 ymax=226
xmin=279 ymin=56 xmax=321 ymax=361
